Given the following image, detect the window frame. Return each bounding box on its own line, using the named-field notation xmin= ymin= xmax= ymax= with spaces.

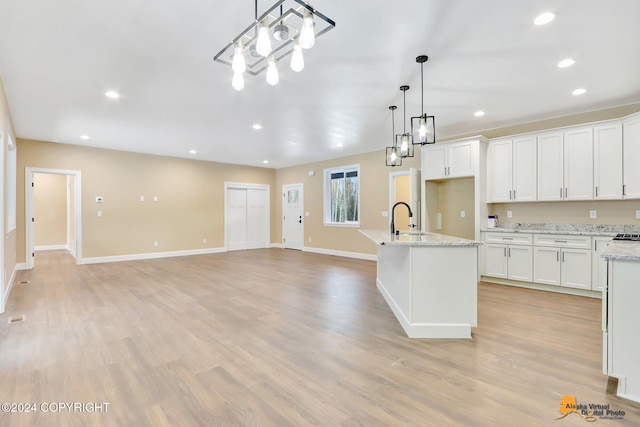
xmin=6 ymin=134 xmax=16 ymax=233
xmin=323 ymin=164 xmax=360 ymax=227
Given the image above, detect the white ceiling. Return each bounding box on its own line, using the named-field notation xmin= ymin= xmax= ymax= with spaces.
xmin=1 ymin=0 xmax=639 ymax=168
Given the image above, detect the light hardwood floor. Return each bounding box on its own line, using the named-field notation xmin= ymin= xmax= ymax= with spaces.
xmin=1 ymin=249 xmax=639 ymax=426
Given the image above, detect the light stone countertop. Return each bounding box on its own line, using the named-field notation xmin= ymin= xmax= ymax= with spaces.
xmin=601 ymin=241 xmax=640 ymax=262
xmin=479 ymin=222 xmax=636 ymax=237
xmin=359 ymin=230 xmax=482 ymax=247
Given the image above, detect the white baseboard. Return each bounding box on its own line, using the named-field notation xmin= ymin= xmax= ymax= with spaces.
xmin=3 ymin=264 xmax=21 ymax=312
xmin=269 ymin=243 xmax=284 ymax=249
xmin=302 ymin=246 xmax=377 ymax=261
xmin=78 ymin=247 xmax=227 ymax=265
xmin=35 ymin=244 xmax=68 ymax=251
xmin=480 ymin=276 xmax=602 ymax=299
xmin=16 ymin=263 xmax=27 ymax=271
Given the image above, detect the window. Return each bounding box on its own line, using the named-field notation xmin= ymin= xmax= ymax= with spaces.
xmin=323 ymin=164 xmax=359 ymax=226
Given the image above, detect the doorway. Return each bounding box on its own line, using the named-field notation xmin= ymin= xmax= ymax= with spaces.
xmin=388 ymin=168 xmax=421 ymax=232
xmin=282 ymin=183 xmax=303 ymax=250
xmin=224 ymin=182 xmax=270 ymax=251
xmin=25 ymin=168 xmax=82 ymax=269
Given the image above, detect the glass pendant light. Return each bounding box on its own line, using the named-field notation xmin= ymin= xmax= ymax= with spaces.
xmin=266 ymin=56 xmax=279 ymax=85
xmin=299 ymin=10 xmax=315 ymax=49
xmin=290 ymin=40 xmax=304 ymax=72
xmin=386 ymin=106 xmax=402 ymax=167
xmin=256 ymin=20 xmax=272 ymax=57
xmin=411 ymin=55 xmax=436 ymax=145
xmin=232 ymin=41 xmax=246 ymax=74
xmin=232 ymin=72 xmax=245 ymax=91
xmin=396 ymin=85 xmax=414 ymax=158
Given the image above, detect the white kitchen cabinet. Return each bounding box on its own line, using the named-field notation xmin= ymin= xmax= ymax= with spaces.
xmin=537 ymin=132 xmax=564 ymax=201
xmin=623 ymin=113 xmax=640 ymax=199
xmin=536 ymin=128 xmax=593 ymax=201
xmin=484 ymin=232 xmax=533 ymax=282
xmin=487 ymin=136 xmax=536 ymax=202
xmin=533 ymin=234 xmax=592 ymax=290
xmin=592 ymin=237 xmax=612 ymax=292
xmin=594 ymin=123 xmax=623 ymax=200
xmin=423 ymin=140 xmax=474 ymax=180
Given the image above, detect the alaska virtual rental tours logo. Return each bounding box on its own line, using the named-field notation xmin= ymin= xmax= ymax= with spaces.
xmin=556 ymin=395 xmax=625 ymax=422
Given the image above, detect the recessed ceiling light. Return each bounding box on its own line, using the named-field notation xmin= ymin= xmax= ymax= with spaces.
xmin=474 ymin=111 xmax=485 ymax=117
xmin=557 ymin=58 xmax=575 ymax=68
xmin=80 ymin=135 xmax=90 ymax=140
xmin=262 ymin=160 xmax=269 ymax=164
xmin=51 ymin=139 xmax=60 ymax=143
xmin=189 ymin=149 xmax=197 ymax=154
xmin=534 ymin=12 xmax=555 ymax=26
xmin=252 ymin=124 xmax=262 ymax=130
xmin=336 ymin=143 xmax=343 ymax=148
xmin=105 ymin=90 xmax=120 ymax=99
xmin=572 ymin=88 xmax=586 ymax=96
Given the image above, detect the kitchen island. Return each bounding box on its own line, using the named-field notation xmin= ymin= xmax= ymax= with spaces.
xmin=360 ymin=230 xmax=482 ymax=339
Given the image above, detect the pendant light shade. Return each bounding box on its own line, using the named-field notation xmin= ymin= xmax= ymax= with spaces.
xmin=299 ymin=10 xmax=315 ymax=49
xmin=290 ymin=40 xmax=304 ymax=72
xmin=256 ymin=20 xmax=272 ymax=57
xmin=411 ymin=55 xmax=436 ymax=145
xmin=386 ymin=105 xmax=402 ymax=167
xmin=396 ymin=85 xmax=414 ymax=158
xmin=232 ymin=72 xmax=245 ymax=91
xmin=266 ymin=56 xmax=279 ymax=85
xmin=232 ymin=41 xmax=246 ymax=74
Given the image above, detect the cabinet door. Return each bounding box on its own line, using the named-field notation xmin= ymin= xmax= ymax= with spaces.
xmin=487 ymin=139 xmax=513 ymax=202
xmin=623 ymin=114 xmax=640 ymax=199
xmin=448 ymin=141 xmax=474 ymax=178
xmin=512 ymin=136 xmax=537 ymax=202
xmin=507 ymin=245 xmax=533 ymax=282
xmin=423 ymin=145 xmax=447 ymax=180
xmin=561 ymin=248 xmax=592 ymax=289
xmin=533 ymin=246 xmax=561 ymax=285
xmin=592 ymin=237 xmax=611 ymax=292
xmin=537 ymin=132 xmax=564 ymax=201
xmin=564 ymin=127 xmax=593 ymax=200
xmin=485 ymin=244 xmax=508 ymax=278
xmin=594 ymin=123 xmax=623 ymax=200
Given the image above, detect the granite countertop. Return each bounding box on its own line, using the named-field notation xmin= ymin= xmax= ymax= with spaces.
xmin=601 ymin=241 xmax=640 ymax=261
xmin=359 ymin=230 xmax=482 ymax=247
xmin=479 ymin=223 xmax=638 ymax=237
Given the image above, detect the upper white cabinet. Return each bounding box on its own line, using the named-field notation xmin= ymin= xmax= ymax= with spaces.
xmin=594 ymin=123 xmax=623 ymax=200
xmin=623 ymin=113 xmax=640 ymax=199
xmin=537 ymin=127 xmax=593 ymax=201
xmin=423 ymin=140 xmax=474 ymax=180
xmin=487 ymin=136 xmax=536 ymax=202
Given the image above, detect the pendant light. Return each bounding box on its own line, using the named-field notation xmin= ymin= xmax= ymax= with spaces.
xmin=290 ymin=40 xmax=304 ymax=72
xmin=266 ymin=56 xmax=279 ymax=85
xmin=411 ymin=55 xmax=436 ymax=145
xmin=256 ymin=19 xmax=272 ymax=57
xmin=232 ymin=72 xmax=245 ymax=91
xmin=299 ymin=10 xmax=315 ymax=49
xmin=396 ymin=85 xmax=414 ymax=158
xmin=232 ymin=41 xmax=246 ymax=74
xmin=386 ymin=106 xmax=402 ymax=167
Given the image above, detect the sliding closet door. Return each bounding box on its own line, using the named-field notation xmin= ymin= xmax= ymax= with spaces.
xmin=225 ymin=183 xmax=270 ymax=251
xmin=226 ymin=188 xmax=249 ymax=251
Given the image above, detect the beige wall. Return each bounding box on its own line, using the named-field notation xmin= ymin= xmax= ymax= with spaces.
xmin=393 ymin=175 xmax=411 ymax=230
xmin=34 ymin=173 xmax=67 ymax=247
xmin=490 ymin=200 xmax=640 ymax=226
xmin=276 ymin=151 xmax=421 ymax=256
xmin=1 ymin=73 xmax=18 ymax=307
xmin=424 ymin=178 xmax=475 ymax=240
xmin=17 ymin=139 xmax=276 ymax=262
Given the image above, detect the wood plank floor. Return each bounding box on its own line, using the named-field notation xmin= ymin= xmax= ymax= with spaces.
xmin=1 ymin=249 xmax=639 ymax=426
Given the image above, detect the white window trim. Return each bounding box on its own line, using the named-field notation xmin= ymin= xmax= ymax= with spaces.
xmin=6 ymin=134 xmax=16 ymax=233
xmin=323 ymin=164 xmax=360 ymax=227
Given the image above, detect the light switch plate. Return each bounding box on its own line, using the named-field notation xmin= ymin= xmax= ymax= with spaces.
xmin=140 ymin=195 xmax=145 ymax=202
xmin=590 ymin=210 xmax=597 ymax=219
xmin=460 ymin=210 xmax=465 ymax=218
xmin=97 ymin=211 xmax=102 ymax=217
xmin=382 ymin=211 xmax=388 ymax=217
xmin=507 ymin=210 xmax=513 ymax=218
xmin=153 ymin=196 xmax=158 ymax=202
xmin=636 ymin=210 xmax=640 ymax=220
xmin=305 ymin=212 xmax=310 ymax=217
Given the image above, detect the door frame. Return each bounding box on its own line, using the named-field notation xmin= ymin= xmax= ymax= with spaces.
xmin=282 ymin=183 xmax=304 ymax=250
xmin=25 ymin=168 xmax=83 ymax=269
xmin=223 ymin=182 xmax=270 ymax=251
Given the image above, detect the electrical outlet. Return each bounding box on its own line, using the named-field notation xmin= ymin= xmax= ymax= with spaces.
xmin=139 ymin=195 xmax=145 ymax=202
xmin=202 ymin=238 xmax=207 ymax=244
xmin=153 ymin=241 xmax=158 ymax=247
xmin=305 ymin=212 xmax=310 ymax=217
xmin=308 ymin=237 xmax=312 ymax=243
xmin=382 ymin=211 xmax=388 ymax=217
xmin=153 ymin=196 xmax=158 ymax=202
xmin=507 ymin=210 xmax=513 ymax=218
xmin=97 ymin=211 xmax=102 ymax=217
xmin=460 ymin=210 xmax=465 ymax=218
xmin=590 ymin=210 xmax=597 ymax=219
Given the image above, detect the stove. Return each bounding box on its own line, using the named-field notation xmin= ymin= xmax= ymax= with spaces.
xmin=612 ymin=233 xmax=640 ymax=241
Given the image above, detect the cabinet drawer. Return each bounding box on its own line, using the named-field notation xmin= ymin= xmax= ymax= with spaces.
xmin=484 ymin=232 xmax=532 ymax=245
xmin=533 ymin=234 xmax=591 ymax=249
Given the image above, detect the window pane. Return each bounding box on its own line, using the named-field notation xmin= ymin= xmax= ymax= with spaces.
xmin=345 ymin=173 xmax=358 ymax=222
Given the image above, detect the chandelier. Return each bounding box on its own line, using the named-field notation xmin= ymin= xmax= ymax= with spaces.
xmin=386 ymin=106 xmax=402 ymax=167
xmin=214 ymin=0 xmax=335 ymax=90
xmin=411 ymin=55 xmax=436 ymax=144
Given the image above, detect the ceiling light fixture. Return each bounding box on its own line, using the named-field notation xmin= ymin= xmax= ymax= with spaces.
xmin=572 ymin=88 xmax=586 ymax=96
xmin=252 ymin=123 xmax=263 ymax=130
xmin=386 ymin=106 xmax=402 ymax=167
xmin=189 ymin=149 xmax=197 ymax=154
xmin=411 ymin=55 xmax=436 ymax=145
xmin=557 ymin=58 xmax=575 ymax=68
xmin=105 ymin=90 xmax=120 ymax=99
xmin=262 ymin=160 xmax=269 ymax=164
xmin=474 ymin=111 xmax=485 ymax=117
xmin=397 ymin=85 xmax=414 ymax=158
xmin=214 ymin=0 xmax=335 ymax=90
xmin=534 ymin=12 xmax=555 ymax=26
xmin=80 ymin=135 xmax=90 ymax=140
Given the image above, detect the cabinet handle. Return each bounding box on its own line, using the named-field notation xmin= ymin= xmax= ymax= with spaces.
xmin=504 ymin=247 xmax=507 ymax=257
xmin=554 ymin=240 xmax=567 ymax=243
xmin=595 ymin=240 xmax=598 ymax=251
xmin=508 ymin=248 xmax=511 ymax=257
xmin=509 ymin=190 xmax=512 ymax=200
xmin=623 ymin=184 xmax=627 ymax=196
xmin=502 ymin=237 xmax=513 ymax=240
xmin=595 ymin=186 xmax=598 ymax=197
xmin=557 ymin=251 xmax=559 ymax=262
xmin=513 ymin=190 xmax=516 ymax=199
xmin=444 ymin=167 xmax=447 ymax=176
xmin=560 ymin=188 xmax=563 ymax=198
xmin=562 ymin=252 xmax=565 ymax=262
xmin=565 ymin=187 xmax=568 ymax=198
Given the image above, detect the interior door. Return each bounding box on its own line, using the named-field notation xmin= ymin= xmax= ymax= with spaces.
xmin=246 ymin=189 xmax=268 ymax=249
xmin=226 ymin=185 xmax=270 ymax=251
xmin=283 ymin=184 xmax=303 ymax=250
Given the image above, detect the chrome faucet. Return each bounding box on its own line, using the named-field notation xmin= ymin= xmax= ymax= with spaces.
xmin=390 ymin=201 xmax=413 ymax=236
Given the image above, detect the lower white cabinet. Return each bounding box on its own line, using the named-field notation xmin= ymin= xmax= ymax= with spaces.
xmin=532 ymin=234 xmax=592 ymax=290
xmin=485 ymin=244 xmax=533 ymax=282
xmin=592 ymin=237 xmax=612 ymax=292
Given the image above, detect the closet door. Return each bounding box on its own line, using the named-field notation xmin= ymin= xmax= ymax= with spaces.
xmin=246 ymin=189 xmax=268 ymax=249
xmin=226 ymin=188 xmax=248 ymax=251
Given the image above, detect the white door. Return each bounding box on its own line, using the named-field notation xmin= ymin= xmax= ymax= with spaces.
xmin=533 ymin=246 xmax=561 ymax=286
xmin=537 ymin=132 xmax=564 ymax=201
xmin=282 ymin=184 xmax=303 ymax=250
xmin=225 ymin=184 xmax=269 ymax=251
xmin=487 ymin=139 xmax=513 ymax=202
xmin=564 ymin=127 xmax=593 ymax=200
xmin=484 ymin=244 xmax=508 ymax=278
xmin=448 ymin=141 xmax=474 ymax=177
xmin=561 ymin=249 xmax=591 ymax=289
xmin=512 ymin=136 xmax=537 ymax=202
xmin=423 ymin=145 xmax=447 ymax=180
xmin=594 ymin=123 xmax=623 ymax=200
xmin=507 ymin=245 xmax=533 ymax=282
xmin=592 ymin=237 xmax=611 ymax=292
